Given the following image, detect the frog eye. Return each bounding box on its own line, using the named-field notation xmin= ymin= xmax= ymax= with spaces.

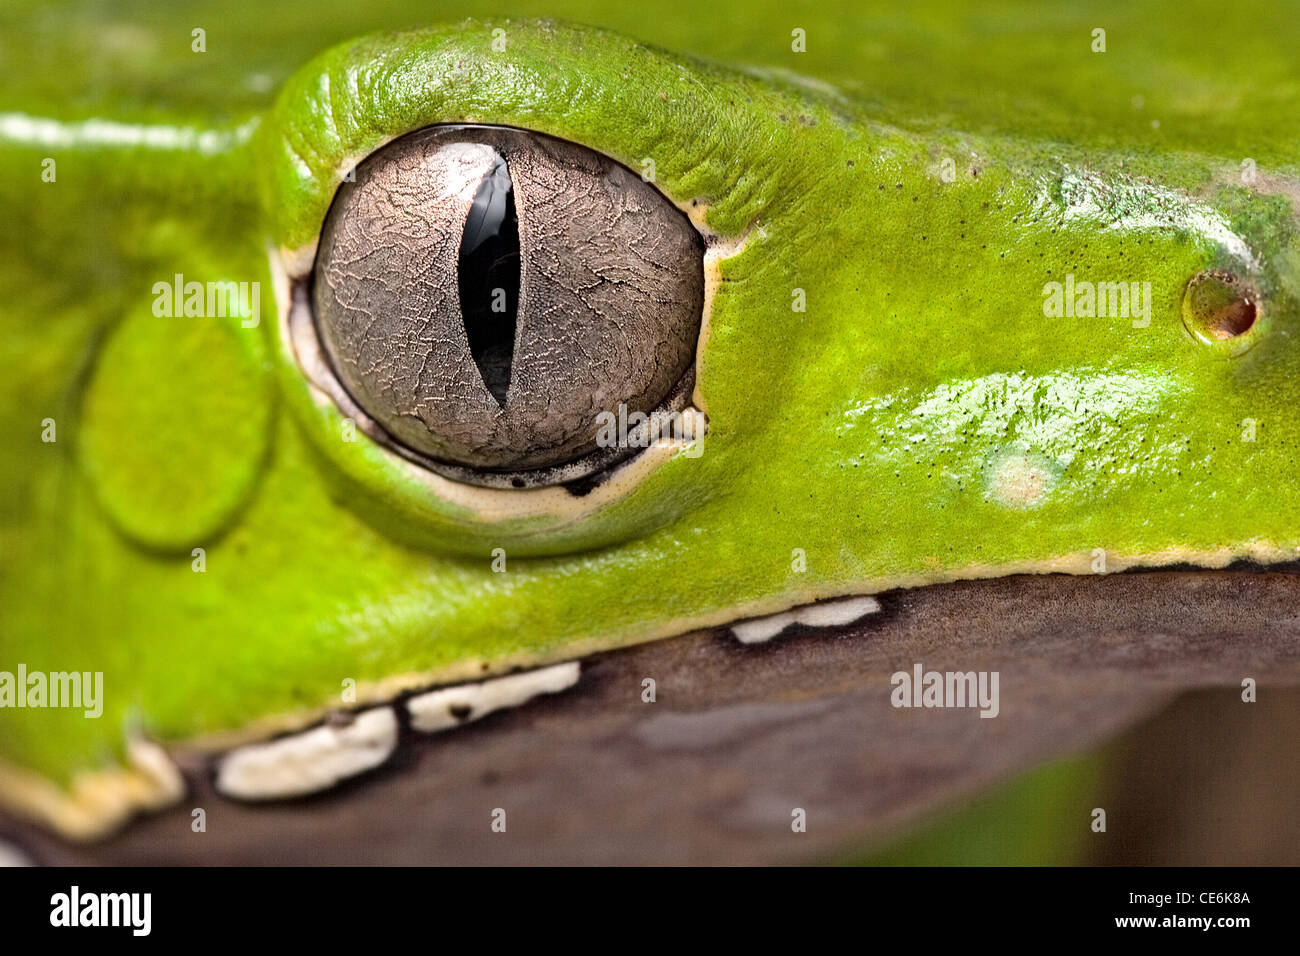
xmin=1182 ymin=271 xmax=1258 ymax=341
xmin=1181 ymin=270 xmax=1265 ymax=357
xmin=309 ymin=125 xmax=705 ymax=486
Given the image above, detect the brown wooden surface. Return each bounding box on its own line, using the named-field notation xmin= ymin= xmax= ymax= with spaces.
xmin=4 ymin=568 xmax=1300 ymax=865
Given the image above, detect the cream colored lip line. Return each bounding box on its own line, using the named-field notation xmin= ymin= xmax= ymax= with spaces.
xmin=2 ymin=542 xmax=1293 ymax=841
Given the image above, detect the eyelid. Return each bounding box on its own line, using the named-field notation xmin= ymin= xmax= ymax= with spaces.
xmin=253 ymin=20 xmax=810 ymax=555
xmin=254 ymin=20 xmax=784 ymax=258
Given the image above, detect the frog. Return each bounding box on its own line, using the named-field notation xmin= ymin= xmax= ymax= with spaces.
xmin=1 ymin=2 xmax=1299 ymax=840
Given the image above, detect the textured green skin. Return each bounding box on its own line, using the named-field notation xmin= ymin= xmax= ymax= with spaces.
xmin=1 ymin=3 xmax=1299 ymax=797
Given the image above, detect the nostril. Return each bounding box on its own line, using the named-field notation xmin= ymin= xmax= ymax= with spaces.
xmin=1182 ymin=270 xmax=1260 ymax=344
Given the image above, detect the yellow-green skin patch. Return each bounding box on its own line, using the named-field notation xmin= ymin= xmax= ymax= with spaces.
xmin=1 ymin=4 xmax=1299 ymax=831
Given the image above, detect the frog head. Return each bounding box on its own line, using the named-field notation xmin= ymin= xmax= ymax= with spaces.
xmin=2 ymin=18 xmax=1298 ymax=838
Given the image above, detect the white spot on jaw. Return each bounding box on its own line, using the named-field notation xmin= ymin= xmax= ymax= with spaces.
xmin=128 ymin=739 xmax=186 ymax=804
xmin=730 ymin=596 xmax=882 ymax=644
xmin=989 ymin=454 xmax=1051 ymax=508
xmin=0 ymin=737 xmax=184 ymax=842
xmin=0 ymin=839 xmax=33 ymax=867
xmin=407 ymin=662 xmax=580 ymax=733
xmin=215 ymin=707 xmax=398 ymax=801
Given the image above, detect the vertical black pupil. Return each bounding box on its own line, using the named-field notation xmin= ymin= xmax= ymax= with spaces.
xmin=457 ymin=152 xmax=520 ymax=407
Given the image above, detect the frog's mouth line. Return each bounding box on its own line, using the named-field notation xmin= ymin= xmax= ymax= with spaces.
xmin=4 ymin=537 xmax=1298 ymax=842
xmin=211 ymin=595 xmax=886 ymax=802
xmin=0 ymin=592 xmax=872 ymax=841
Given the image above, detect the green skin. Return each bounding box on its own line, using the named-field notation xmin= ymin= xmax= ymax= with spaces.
xmin=2 ymin=2 xmax=1299 ymax=835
